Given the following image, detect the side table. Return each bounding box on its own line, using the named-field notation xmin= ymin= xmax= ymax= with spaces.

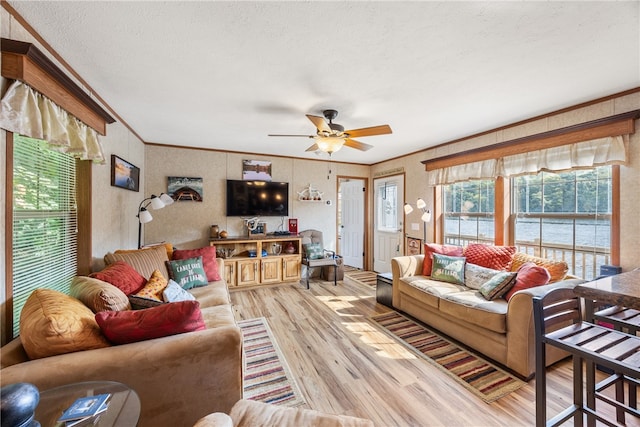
xmin=376 ymin=272 xmax=393 ymax=307
xmin=35 ymin=381 xmax=140 ymax=426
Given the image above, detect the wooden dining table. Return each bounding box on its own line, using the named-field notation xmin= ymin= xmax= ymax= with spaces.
xmin=574 ymin=269 xmax=640 ymax=318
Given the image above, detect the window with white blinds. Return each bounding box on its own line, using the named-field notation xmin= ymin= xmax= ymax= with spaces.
xmin=12 ymin=135 xmax=77 ymax=337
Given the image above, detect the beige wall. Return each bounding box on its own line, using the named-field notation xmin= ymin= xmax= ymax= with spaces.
xmin=144 ymin=145 xmax=369 ymax=252
xmin=371 ymin=91 xmax=640 ymax=272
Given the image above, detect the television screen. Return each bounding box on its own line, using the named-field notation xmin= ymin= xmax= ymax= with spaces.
xmin=226 ymin=180 xmax=289 ymax=217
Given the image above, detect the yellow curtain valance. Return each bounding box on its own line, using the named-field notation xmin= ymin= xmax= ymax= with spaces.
xmin=426 ymin=135 xmax=628 ymax=185
xmin=0 ymin=80 xmax=105 ymax=163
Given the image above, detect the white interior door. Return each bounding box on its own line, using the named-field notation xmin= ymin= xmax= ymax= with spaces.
xmin=373 ymin=176 xmax=404 ymax=273
xmin=339 ymin=179 xmax=365 ymax=269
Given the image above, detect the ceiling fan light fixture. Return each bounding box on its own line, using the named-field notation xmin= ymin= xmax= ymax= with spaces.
xmin=316 ymin=136 xmax=345 ymax=154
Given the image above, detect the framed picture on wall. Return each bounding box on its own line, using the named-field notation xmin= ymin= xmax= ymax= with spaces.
xmin=111 ymin=155 xmax=140 ymax=192
xmin=168 ymin=177 xmax=203 ymax=201
xmin=242 ymin=160 xmax=272 ymax=181
xmin=406 ymin=237 xmax=422 ymax=255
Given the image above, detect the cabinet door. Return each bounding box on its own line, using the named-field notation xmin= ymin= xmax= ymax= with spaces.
xmin=282 ymin=255 xmax=301 ymax=281
xmin=261 ymin=257 xmax=282 ymax=284
xmin=237 ymin=259 xmax=260 ymax=286
xmin=223 ymin=260 xmax=237 ymax=287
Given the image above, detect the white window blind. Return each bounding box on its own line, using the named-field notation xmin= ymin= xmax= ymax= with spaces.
xmin=12 ymin=135 xmax=77 ymax=337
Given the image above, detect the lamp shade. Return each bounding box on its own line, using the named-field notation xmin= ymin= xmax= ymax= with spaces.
xmin=159 ymin=193 xmax=174 ymax=205
xmin=139 ymin=208 xmax=153 ymax=224
xmin=316 ymin=137 xmax=345 ymax=154
xmin=421 ymin=210 xmax=432 ymax=223
xmin=416 ymin=198 xmax=426 ymax=209
xmin=149 ymin=196 xmax=165 ymax=210
xmin=403 ymin=203 xmax=413 ymax=215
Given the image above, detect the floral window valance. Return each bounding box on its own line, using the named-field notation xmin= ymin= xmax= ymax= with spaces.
xmin=0 ymin=80 xmax=105 ymax=163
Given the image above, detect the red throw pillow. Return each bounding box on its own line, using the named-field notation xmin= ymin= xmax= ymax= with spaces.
xmin=90 ymin=261 xmax=146 ymax=295
xmin=172 ymin=246 xmax=221 ymax=282
xmin=95 ymin=301 xmax=205 ymax=344
xmin=464 ymin=243 xmax=516 ymax=271
xmin=422 ymin=243 xmax=464 ymax=276
xmin=504 ymin=262 xmax=551 ymax=301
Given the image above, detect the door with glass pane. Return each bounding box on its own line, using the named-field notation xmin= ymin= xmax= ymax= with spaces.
xmin=373 ymin=175 xmax=404 ymax=273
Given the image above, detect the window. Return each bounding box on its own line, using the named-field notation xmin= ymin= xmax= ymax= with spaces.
xmin=512 ymin=167 xmax=612 ymax=280
xmin=376 ymin=180 xmax=399 ymax=232
xmin=12 ymin=135 xmax=77 ymax=337
xmin=443 ymin=180 xmax=495 ymax=246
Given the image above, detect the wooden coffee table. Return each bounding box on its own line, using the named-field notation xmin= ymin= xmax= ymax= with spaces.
xmin=35 ymin=381 xmax=140 ymax=426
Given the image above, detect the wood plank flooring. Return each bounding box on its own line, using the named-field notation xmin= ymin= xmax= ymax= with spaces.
xmin=230 ymin=277 xmax=637 ymax=426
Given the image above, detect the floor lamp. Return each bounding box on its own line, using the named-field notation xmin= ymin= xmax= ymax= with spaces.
xmin=137 ymin=193 xmax=174 ymax=249
xmin=403 ymin=198 xmax=432 ymax=243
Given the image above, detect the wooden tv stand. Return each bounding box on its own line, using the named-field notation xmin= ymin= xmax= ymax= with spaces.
xmin=209 ymin=235 xmax=301 ymax=287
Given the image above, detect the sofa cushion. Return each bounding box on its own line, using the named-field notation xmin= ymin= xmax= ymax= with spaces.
xmin=163 ymin=279 xmax=196 ymax=303
xmin=200 ymin=304 xmax=238 ymax=329
xmin=188 ymin=280 xmax=231 ymax=307
xmin=95 ymin=300 xmax=206 ymax=344
xmin=105 ymin=245 xmax=170 ymax=281
xmin=134 ymin=269 xmax=168 ymax=301
xmin=90 ymin=261 xmax=146 ymax=295
xmin=504 ymin=262 xmax=551 ymax=301
xmin=464 ymin=243 xmax=516 ymax=271
xmin=422 ymin=243 xmax=464 ymax=276
xmin=430 ymin=254 xmax=466 ymax=285
xmin=478 ymin=271 xmax=517 ymax=301
xmin=440 ymin=291 xmax=508 ymax=334
xmin=20 ymin=289 xmax=111 ymax=359
xmin=510 ymin=252 xmax=568 ymax=283
xmin=173 ymin=246 xmax=221 ymax=282
xmin=69 ymin=276 xmax=131 ymax=313
xmin=464 ymin=263 xmax=503 ymax=290
xmin=401 ymin=276 xmax=467 ymax=308
xmin=166 ymin=256 xmax=209 ymax=290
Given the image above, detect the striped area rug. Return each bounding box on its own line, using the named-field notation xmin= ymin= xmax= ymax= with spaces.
xmin=371 ymin=311 xmax=525 ymax=403
xmin=344 ymin=269 xmax=378 ymax=287
xmin=238 ymin=317 xmax=306 ymax=407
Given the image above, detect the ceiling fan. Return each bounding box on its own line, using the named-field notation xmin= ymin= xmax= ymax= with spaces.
xmin=268 ymin=109 xmax=392 ymax=155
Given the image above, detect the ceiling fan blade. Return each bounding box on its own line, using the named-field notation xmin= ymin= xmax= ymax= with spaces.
xmin=305 ymin=143 xmax=319 ymax=152
xmin=344 ymin=138 xmax=373 ymax=151
xmin=306 ymin=115 xmax=331 ymax=133
xmin=345 ymin=124 xmax=392 ymax=138
xmin=268 ymin=134 xmax=314 ymax=138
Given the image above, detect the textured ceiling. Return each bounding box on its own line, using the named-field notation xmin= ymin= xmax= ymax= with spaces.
xmin=6 ymin=1 xmax=639 ymax=164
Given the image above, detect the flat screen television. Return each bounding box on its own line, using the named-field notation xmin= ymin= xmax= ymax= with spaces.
xmin=226 ymin=180 xmax=289 ymax=217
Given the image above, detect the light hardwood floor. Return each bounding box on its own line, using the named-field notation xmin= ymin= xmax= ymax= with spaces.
xmin=230 ymin=277 xmax=636 ymax=427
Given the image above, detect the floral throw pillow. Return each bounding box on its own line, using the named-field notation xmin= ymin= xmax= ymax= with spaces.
xmin=166 ymin=256 xmax=208 ymax=290
xmin=431 ymin=253 xmax=466 ymax=285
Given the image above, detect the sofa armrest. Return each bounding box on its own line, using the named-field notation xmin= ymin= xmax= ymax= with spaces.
xmin=0 ymin=325 xmax=243 ymax=427
xmin=505 ymin=278 xmax=586 ymax=378
xmin=391 ymin=255 xmax=425 ymax=306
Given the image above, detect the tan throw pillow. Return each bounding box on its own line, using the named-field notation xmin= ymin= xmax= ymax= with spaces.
xmin=105 ymin=245 xmax=170 ymax=280
xmin=510 ymin=252 xmax=568 ymax=283
xmin=20 ymin=289 xmax=110 ymax=360
xmin=70 ymin=276 xmax=131 ymax=312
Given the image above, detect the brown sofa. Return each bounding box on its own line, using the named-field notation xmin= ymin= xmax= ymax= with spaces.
xmin=391 ymin=253 xmax=585 ymax=379
xmin=0 ymin=246 xmax=243 ymax=427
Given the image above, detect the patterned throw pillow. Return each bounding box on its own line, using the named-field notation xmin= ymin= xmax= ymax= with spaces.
xmin=128 ymin=295 xmax=165 ymax=310
xmin=166 ymin=256 xmax=208 ymax=290
xmin=504 ymin=262 xmax=551 ymax=301
xmin=510 ymin=252 xmax=568 ymax=283
xmin=172 ymin=246 xmax=221 ymax=282
xmin=69 ymin=276 xmax=131 ymax=313
xmin=464 ymin=263 xmax=503 ymax=290
xmin=423 ymin=244 xmax=464 ymax=276
xmin=464 ymin=243 xmax=516 ymax=271
xmin=431 ymin=253 xmax=466 ymax=285
xmin=134 ymin=270 xmax=168 ymax=301
xmin=89 ymin=261 xmax=147 ymax=295
xmin=95 ymin=300 xmax=206 ymax=345
xmin=303 ymin=243 xmax=324 ymax=260
xmin=479 ymin=271 xmax=517 ymax=301
xmin=162 ymin=280 xmax=196 ymax=303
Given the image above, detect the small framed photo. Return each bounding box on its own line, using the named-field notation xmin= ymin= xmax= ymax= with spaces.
xmin=250 ymin=222 xmax=267 ymax=236
xmin=111 ymin=155 xmax=140 ymax=192
xmin=407 ymin=237 xmax=422 ymax=255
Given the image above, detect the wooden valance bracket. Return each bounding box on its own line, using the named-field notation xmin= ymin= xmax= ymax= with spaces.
xmin=422 ymin=110 xmax=640 ymax=171
xmin=1 ymin=38 xmax=115 ymax=135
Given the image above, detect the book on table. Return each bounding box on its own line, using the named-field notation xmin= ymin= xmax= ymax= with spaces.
xmin=57 ymin=393 xmax=111 ymax=423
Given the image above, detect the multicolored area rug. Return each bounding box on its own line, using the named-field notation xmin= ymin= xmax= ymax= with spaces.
xmin=238 ymin=317 xmax=306 ymax=407
xmin=371 ymin=311 xmax=526 ymax=403
xmin=344 ymin=269 xmax=378 ymax=287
